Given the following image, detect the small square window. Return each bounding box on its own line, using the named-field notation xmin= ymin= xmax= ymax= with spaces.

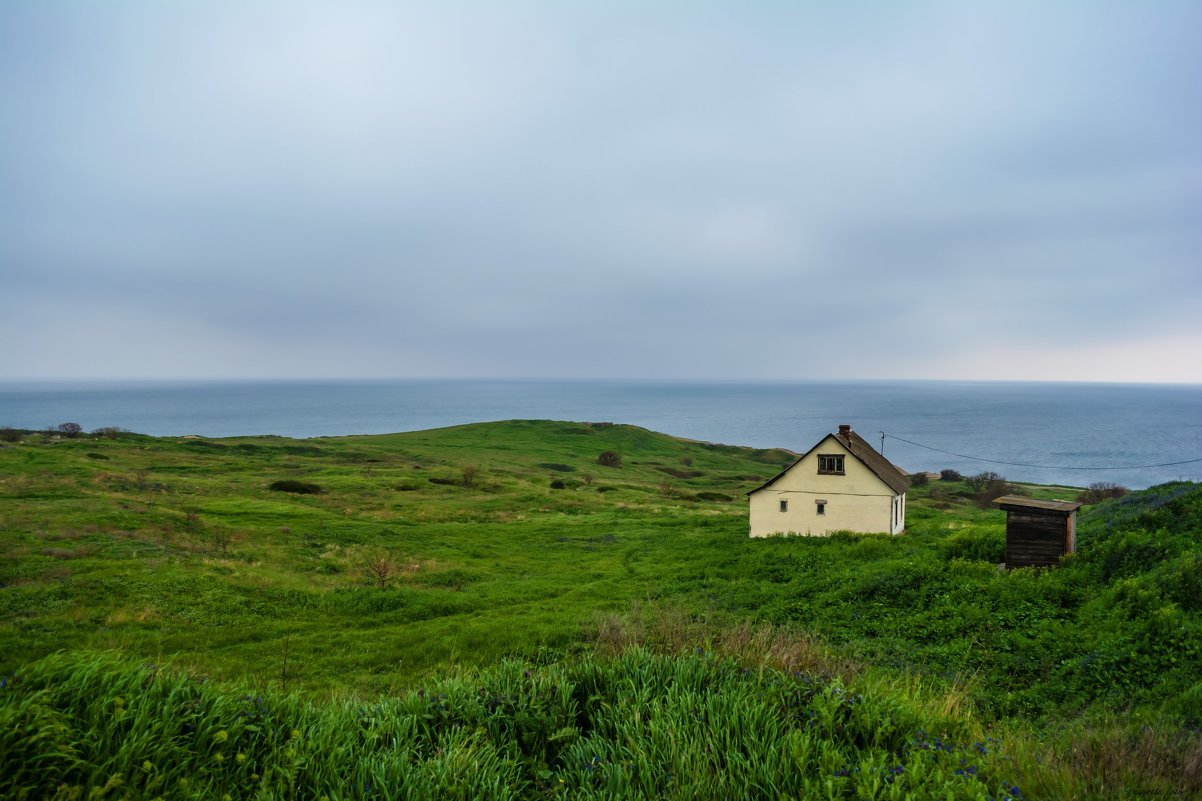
xmin=779 ymin=499 xmax=788 ymax=512
xmin=817 ymin=454 xmax=845 ymax=475
xmin=816 ymin=502 xmax=826 ymax=515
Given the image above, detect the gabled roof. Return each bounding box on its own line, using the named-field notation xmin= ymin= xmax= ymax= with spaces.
xmin=748 ymin=428 xmax=911 ymax=496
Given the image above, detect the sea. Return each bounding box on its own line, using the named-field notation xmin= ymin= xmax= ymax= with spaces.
xmin=1 ymin=379 xmax=1200 ymax=490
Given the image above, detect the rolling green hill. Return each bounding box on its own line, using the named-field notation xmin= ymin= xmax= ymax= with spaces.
xmin=1 ymin=421 xmax=1199 ymax=799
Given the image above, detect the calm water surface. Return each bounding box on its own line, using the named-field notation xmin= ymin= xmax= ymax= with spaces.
xmin=2 ymin=379 xmax=1199 ymax=489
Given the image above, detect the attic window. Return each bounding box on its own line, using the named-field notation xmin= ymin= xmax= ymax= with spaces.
xmin=779 ymin=499 xmax=788 ymax=512
xmin=816 ymin=501 xmax=826 ymax=515
xmin=817 ymin=455 xmax=845 ymax=475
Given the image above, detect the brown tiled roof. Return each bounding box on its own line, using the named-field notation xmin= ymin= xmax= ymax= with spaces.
xmin=748 ymin=427 xmax=911 ymax=496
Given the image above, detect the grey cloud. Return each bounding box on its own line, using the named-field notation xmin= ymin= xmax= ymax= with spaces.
xmin=1 ymin=1 xmax=1199 ymax=381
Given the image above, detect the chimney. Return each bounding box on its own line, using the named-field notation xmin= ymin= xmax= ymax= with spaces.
xmin=837 ymin=424 xmax=852 ymax=442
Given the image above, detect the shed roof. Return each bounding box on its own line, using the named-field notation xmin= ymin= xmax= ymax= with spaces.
xmin=749 ymin=428 xmax=910 ymax=496
xmin=992 ymin=495 xmax=1082 ymax=513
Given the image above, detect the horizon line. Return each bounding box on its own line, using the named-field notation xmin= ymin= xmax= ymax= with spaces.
xmin=2 ymin=375 xmax=1201 ymax=388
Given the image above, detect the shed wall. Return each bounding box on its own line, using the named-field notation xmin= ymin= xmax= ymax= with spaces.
xmin=1005 ymin=511 xmax=1072 ymax=567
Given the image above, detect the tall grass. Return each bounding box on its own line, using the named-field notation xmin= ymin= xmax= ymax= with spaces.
xmin=3 ymin=650 xmax=1020 ymax=801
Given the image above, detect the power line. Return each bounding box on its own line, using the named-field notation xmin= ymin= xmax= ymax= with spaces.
xmin=881 ymin=432 xmax=1202 ymax=471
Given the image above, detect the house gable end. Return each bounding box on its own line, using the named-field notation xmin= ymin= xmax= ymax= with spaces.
xmin=748 ymin=432 xmax=909 ymax=497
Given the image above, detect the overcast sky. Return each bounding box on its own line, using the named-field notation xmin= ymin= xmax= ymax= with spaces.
xmin=2 ymin=1 xmax=1199 ymax=383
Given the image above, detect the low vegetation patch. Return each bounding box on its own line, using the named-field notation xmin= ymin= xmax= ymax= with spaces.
xmin=267 ymin=479 xmax=322 ymax=495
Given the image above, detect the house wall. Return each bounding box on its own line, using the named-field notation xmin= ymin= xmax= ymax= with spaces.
xmin=749 ymin=437 xmax=902 ymax=537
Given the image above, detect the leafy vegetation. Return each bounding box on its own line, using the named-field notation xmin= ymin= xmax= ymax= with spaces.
xmin=1 ymin=420 xmax=1199 ymax=798
xmin=268 ymin=479 xmax=323 ymax=495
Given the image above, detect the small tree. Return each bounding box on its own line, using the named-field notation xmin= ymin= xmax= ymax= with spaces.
xmin=966 ymin=471 xmax=1013 ymax=509
xmin=57 ymin=422 xmax=83 ymax=439
xmin=965 ymin=471 xmax=1006 ymax=494
xmin=210 ymin=526 xmax=233 ymax=556
xmin=460 ymin=465 xmax=480 ymax=488
xmin=580 ymin=472 xmax=595 ymax=486
xmin=939 ymin=469 xmax=962 ymax=482
xmin=909 ymin=472 xmax=929 ymax=486
xmin=598 ymin=451 xmax=622 ymax=468
xmin=359 ymin=549 xmax=402 ymax=589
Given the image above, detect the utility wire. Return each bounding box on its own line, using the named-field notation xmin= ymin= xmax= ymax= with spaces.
xmin=881 ymin=432 xmax=1202 ymax=471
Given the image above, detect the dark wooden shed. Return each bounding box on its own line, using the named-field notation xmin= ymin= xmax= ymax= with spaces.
xmin=992 ymin=495 xmax=1082 ymax=568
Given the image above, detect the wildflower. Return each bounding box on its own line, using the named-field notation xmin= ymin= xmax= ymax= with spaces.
xmin=291 ymin=729 xmax=301 ymax=739
xmin=214 ymin=753 xmax=224 ymax=763
xmin=142 ymin=761 xmax=153 ymax=772
xmin=236 ymin=753 xmax=247 ymax=764
xmin=214 ymin=730 xmax=229 ymax=743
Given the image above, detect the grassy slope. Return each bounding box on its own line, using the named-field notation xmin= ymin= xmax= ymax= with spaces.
xmin=2 ymin=421 xmax=1201 ymax=798
xmin=0 ymin=421 xmax=796 ymax=692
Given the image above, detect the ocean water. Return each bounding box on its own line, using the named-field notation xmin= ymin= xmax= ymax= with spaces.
xmin=1 ymin=379 xmax=1199 ymax=489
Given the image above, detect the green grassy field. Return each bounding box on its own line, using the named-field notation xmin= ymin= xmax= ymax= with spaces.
xmin=2 ymin=421 xmax=1200 ymax=799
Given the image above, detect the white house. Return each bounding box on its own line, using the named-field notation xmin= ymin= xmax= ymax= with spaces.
xmin=748 ymin=424 xmax=910 ymax=537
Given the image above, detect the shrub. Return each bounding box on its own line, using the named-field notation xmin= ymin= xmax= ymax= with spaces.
xmin=966 ymin=471 xmax=1014 ymax=508
xmin=268 ymin=479 xmax=322 ymax=495
xmin=460 ymin=465 xmax=480 ymax=488
xmin=358 ymin=549 xmax=402 ymax=589
xmin=940 ymin=528 xmax=1005 ymax=562
xmin=1077 ymin=481 xmax=1129 ymax=504
xmin=549 ymin=479 xmax=567 ymax=490
xmin=909 ymin=472 xmax=929 ymax=486
xmin=57 ymin=422 xmax=83 ymax=439
xmin=597 ymin=451 xmax=622 ymax=468
xmin=0 ymin=427 xmax=21 ymax=443
xmin=90 ymin=426 xmax=124 ymax=439
xmin=940 ymin=469 xmax=962 ymax=482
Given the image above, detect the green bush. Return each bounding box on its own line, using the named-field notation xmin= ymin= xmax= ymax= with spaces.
xmin=597 ymin=451 xmax=621 ymax=468
xmin=940 ymin=528 xmax=1004 ymax=562
xmin=268 ymin=480 xmax=322 ymax=495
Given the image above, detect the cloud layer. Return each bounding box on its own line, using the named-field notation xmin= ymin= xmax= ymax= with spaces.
xmin=2 ymin=2 xmax=1200 ymax=381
